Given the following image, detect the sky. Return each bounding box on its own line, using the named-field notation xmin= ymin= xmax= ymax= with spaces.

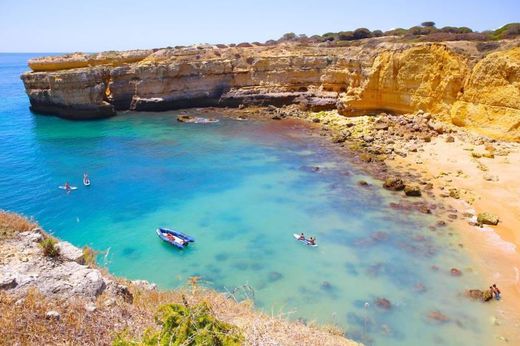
xmin=0 ymin=0 xmax=518 ymax=52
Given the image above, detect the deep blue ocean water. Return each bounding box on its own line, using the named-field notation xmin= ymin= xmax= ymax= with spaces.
xmin=0 ymin=53 xmax=494 ymax=345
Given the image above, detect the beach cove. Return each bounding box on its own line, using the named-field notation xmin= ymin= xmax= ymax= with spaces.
xmin=0 ymin=52 xmax=513 ymax=345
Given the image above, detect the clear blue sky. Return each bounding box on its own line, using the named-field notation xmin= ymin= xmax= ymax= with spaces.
xmin=1 ymin=0 xmax=518 ymax=52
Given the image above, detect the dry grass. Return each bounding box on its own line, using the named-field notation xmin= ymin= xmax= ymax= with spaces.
xmin=0 ymin=210 xmax=37 ymax=241
xmin=0 ymin=289 xmax=151 ymax=345
xmin=0 ymin=212 xmax=358 ymax=345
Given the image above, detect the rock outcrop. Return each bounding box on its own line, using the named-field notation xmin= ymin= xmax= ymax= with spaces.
xmin=20 ymin=39 xmax=520 ymax=141
xmin=0 ymin=231 xmax=106 ymax=299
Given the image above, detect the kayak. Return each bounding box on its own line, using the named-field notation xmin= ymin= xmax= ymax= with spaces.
xmin=157 ymin=227 xmax=195 ymax=249
xmin=58 ymin=185 xmax=77 ymax=190
xmin=293 ymin=233 xmax=318 ymax=247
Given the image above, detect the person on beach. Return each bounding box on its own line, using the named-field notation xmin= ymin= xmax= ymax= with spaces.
xmin=492 ymin=284 xmax=501 ymax=300
xmin=298 ymin=233 xmax=305 ymax=240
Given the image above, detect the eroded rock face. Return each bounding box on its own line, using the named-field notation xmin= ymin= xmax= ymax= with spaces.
xmin=0 ymin=231 xmax=106 ymax=299
xmin=20 ymin=41 xmax=520 ymax=141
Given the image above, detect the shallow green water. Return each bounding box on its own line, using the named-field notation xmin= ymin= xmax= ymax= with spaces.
xmin=0 ymin=53 xmax=494 ymax=345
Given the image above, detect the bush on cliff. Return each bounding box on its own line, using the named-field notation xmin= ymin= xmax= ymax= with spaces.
xmin=114 ymin=298 xmax=243 ymax=346
xmin=40 ymin=237 xmax=60 ymax=257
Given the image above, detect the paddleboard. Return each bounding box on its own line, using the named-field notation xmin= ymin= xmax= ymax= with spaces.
xmin=58 ymin=186 xmax=77 ymax=190
xmin=293 ymin=233 xmax=318 ymax=247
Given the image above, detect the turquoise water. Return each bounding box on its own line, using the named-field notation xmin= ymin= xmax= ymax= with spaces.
xmin=0 ymin=54 xmax=494 ymax=345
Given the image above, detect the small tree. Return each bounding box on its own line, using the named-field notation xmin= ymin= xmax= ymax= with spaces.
xmin=353 ymin=28 xmax=372 ymax=40
xmin=421 ymin=21 xmax=436 ymax=27
xmin=279 ymin=32 xmax=297 ymax=41
xmin=372 ymin=30 xmax=384 ymax=37
xmin=338 ymin=31 xmax=355 ymax=41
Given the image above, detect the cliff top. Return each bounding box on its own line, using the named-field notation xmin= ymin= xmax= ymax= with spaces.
xmin=25 ymin=36 xmax=520 ymax=73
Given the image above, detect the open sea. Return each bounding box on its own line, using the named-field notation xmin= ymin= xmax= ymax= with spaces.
xmin=0 ymin=53 xmax=494 ymax=345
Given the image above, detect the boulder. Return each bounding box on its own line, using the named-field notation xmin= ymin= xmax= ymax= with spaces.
xmin=482 ymin=289 xmax=494 ymax=302
xmin=85 ymin=302 xmax=97 ymax=313
xmin=383 ymin=177 xmax=405 ymax=191
xmin=46 ymin=311 xmax=61 ymax=320
xmin=68 ymin=266 xmax=106 ymax=297
xmin=0 ymin=272 xmax=17 ymax=290
xmin=404 ymin=184 xmax=421 ymax=197
xmin=449 ymin=188 xmax=460 ymax=199
xmin=177 ymin=115 xmax=195 ymax=123
xmin=477 ymin=212 xmax=499 ymax=226
xmin=446 ymin=135 xmax=455 ymax=143
xmin=360 ymin=153 xmax=373 ymax=163
xmin=56 ymin=241 xmax=85 ymax=264
xmin=373 ymin=121 xmax=389 ymax=131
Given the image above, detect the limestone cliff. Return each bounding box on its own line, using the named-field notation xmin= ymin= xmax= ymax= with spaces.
xmin=20 ymin=40 xmax=520 ymax=141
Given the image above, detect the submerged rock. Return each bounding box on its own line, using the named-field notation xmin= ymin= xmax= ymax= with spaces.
xmin=375 ymin=297 xmax=392 ymax=310
xmin=268 ymin=271 xmax=283 ymax=282
xmin=450 ymin=268 xmax=463 ymax=277
xmin=320 ymin=281 xmax=333 ymax=291
xmin=427 ymin=310 xmax=450 ymax=323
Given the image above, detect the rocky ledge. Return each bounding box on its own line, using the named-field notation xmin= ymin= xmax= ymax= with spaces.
xmin=21 ymin=38 xmax=520 ymax=141
xmin=0 ymin=212 xmax=359 ymax=345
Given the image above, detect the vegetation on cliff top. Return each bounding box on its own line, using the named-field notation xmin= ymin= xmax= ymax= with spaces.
xmin=274 ymin=22 xmax=520 ymax=46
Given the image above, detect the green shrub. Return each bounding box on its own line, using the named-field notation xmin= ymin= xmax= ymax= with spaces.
xmin=114 ymin=299 xmax=243 ymax=346
xmin=353 ymin=28 xmax=372 ymax=39
xmin=40 ymin=237 xmax=59 ymax=257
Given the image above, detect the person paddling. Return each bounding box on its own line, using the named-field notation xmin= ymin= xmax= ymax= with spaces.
xmin=308 ymin=236 xmax=316 ymax=246
xmin=298 ymin=232 xmax=305 ymax=240
xmin=83 ymin=173 xmax=90 ymax=186
xmin=64 ymin=181 xmax=71 ymax=192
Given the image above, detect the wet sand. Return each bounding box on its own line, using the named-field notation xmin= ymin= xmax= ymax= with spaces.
xmin=388 ymin=136 xmax=520 ymax=344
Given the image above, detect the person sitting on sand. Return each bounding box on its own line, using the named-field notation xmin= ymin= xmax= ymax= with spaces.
xmin=298 ymin=233 xmax=305 ymax=240
xmin=492 ymin=284 xmax=501 ymax=300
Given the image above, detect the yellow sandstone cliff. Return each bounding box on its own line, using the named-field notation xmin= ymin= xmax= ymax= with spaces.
xmin=20 ymin=40 xmax=520 ymax=141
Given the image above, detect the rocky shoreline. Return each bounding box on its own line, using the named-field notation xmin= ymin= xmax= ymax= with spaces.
xmin=20 ymin=39 xmax=520 ymax=141
xmin=0 ymin=212 xmax=359 ymax=345
xmin=211 ymin=104 xmax=520 ymax=343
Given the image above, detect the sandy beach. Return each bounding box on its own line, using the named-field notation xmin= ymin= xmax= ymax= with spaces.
xmin=388 ymin=134 xmax=520 ymax=343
